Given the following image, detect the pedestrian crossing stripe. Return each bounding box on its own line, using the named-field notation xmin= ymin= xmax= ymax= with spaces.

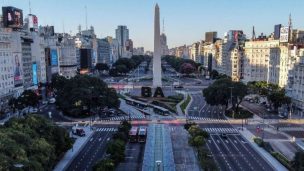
xmin=188 ymin=116 xmax=228 ymax=122
xmin=100 ymin=115 xmax=146 ymax=121
xmin=95 ymin=128 xmax=118 ymax=132
xmin=202 ymin=127 xmax=238 ymax=133
xmin=279 ymin=127 xmax=304 ymax=131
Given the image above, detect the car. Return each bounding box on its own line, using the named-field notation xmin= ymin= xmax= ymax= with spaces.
xmin=30 ymin=108 xmax=38 ymax=113
xmin=48 ymin=98 xmax=56 ymax=104
xmin=174 ymin=85 xmax=183 ymax=89
xmin=221 ymin=133 xmax=228 ymax=139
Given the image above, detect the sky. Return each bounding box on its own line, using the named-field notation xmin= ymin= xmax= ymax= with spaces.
xmin=2 ymin=0 xmax=304 ymax=51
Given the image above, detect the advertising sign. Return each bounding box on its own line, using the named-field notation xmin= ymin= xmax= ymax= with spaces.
xmin=32 ymin=63 xmax=38 ymax=85
xmin=28 ymin=14 xmax=38 ymax=30
xmin=2 ymin=6 xmax=23 ymax=28
xmin=280 ymin=26 xmax=289 ymax=43
xmin=13 ymin=53 xmax=23 ymax=87
xmin=51 ymin=49 xmax=58 ymax=66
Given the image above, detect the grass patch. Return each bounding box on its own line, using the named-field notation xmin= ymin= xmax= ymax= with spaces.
xmin=117 ymin=93 xmax=126 ymax=100
xmin=181 ymin=95 xmax=191 ymax=114
xmin=225 ymin=108 xmax=253 ymax=119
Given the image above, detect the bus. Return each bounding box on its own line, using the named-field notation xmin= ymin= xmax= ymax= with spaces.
xmin=129 ymin=126 xmax=139 ymax=142
xmin=152 ymin=105 xmax=170 ymax=116
xmin=138 ymin=127 xmax=147 ymax=143
xmin=125 ymin=98 xmax=148 ymax=109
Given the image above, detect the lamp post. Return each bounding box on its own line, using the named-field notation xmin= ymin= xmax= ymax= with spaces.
xmin=229 ymin=87 xmax=234 ymax=118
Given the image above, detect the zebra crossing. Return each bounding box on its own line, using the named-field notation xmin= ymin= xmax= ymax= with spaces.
xmin=202 ymin=127 xmax=238 ymax=134
xmin=188 ymin=116 xmax=228 ymax=122
xmin=95 ymin=127 xmax=117 ymax=132
xmin=101 ymin=115 xmax=146 ymax=121
xmin=279 ymin=127 xmax=304 ymax=131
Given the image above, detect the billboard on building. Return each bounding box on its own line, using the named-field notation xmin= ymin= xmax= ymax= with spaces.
xmin=13 ymin=53 xmax=23 ymax=87
xmin=280 ymin=26 xmax=289 ymax=43
xmin=28 ymin=14 xmax=38 ymax=30
xmin=274 ymin=24 xmax=281 ymax=40
xmin=2 ymin=6 xmax=23 ymax=28
xmin=51 ymin=49 xmax=58 ymax=66
xmin=80 ymin=49 xmax=92 ymax=70
xmin=32 ymin=63 xmax=38 ymax=85
xmin=42 ymin=26 xmax=55 ymax=36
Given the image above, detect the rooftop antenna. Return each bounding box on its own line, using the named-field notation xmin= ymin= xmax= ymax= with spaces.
xmin=252 ymin=26 xmax=256 ymax=40
xmin=85 ymin=5 xmax=88 ymax=30
xmin=162 ymin=18 xmax=165 ymax=34
xmin=29 ymin=0 xmax=31 ymax=14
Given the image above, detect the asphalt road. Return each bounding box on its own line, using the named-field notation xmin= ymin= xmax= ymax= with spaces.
xmin=66 ymin=126 xmax=116 ymax=171
xmin=206 ymin=133 xmax=274 ymax=171
xmin=188 ymin=92 xmax=274 ymax=171
xmin=188 ymin=93 xmax=225 ymax=119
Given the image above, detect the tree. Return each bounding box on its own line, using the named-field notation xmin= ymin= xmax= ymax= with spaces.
xmin=203 ymin=78 xmax=248 ymax=114
xmin=267 ymin=89 xmax=291 ymax=112
xmin=51 ymin=74 xmax=68 ymax=92
xmin=115 ymin=65 xmax=129 ymax=75
xmin=292 ymin=152 xmax=304 ymax=171
xmin=95 ymin=63 xmax=109 ymax=72
xmin=18 ymin=90 xmax=39 ymax=113
xmin=210 ymin=70 xmax=219 ymax=79
xmin=180 ymin=63 xmax=196 ymax=75
xmin=93 ymin=159 xmax=115 ymax=171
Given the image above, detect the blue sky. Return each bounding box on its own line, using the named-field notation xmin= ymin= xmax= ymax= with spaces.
xmin=3 ymin=0 xmax=304 ymax=51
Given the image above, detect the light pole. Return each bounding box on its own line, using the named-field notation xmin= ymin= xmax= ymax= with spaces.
xmin=229 ymin=87 xmax=234 ymax=118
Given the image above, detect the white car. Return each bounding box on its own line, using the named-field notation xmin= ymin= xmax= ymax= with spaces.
xmin=49 ymin=98 xmax=56 ymax=104
xmin=30 ymin=108 xmax=38 ymax=113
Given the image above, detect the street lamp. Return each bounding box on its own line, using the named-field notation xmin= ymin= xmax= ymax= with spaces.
xmin=229 ymin=87 xmax=234 ymax=118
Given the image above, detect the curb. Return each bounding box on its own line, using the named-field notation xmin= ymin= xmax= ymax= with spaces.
xmin=185 ymin=93 xmax=193 ymax=116
xmin=54 ymin=128 xmax=95 ymax=171
xmin=239 ymin=129 xmax=288 ymax=171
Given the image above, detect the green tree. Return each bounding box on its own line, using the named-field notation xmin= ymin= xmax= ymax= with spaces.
xmin=95 ymin=63 xmax=109 ymax=75
xmin=51 ymin=74 xmax=68 ymax=92
xmin=203 ymin=78 xmax=248 ymax=113
xmin=267 ymin=89 xmax=291 ymax=112
xmin=18 ymin=90 xmax=39 ymax=113
xmin=93 ymin=159 xmax=115 ymax=171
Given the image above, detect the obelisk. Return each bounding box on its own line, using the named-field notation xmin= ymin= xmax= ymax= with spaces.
xmin=153 ymin=3 xmax=162 ymax=87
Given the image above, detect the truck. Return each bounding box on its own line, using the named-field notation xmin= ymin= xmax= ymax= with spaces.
xmin=72 ymin=127 xmax=86 ymax=137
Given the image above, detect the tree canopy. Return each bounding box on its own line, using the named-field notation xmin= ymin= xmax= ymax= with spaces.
xmin=53 ymin=74 xmax=120 ymax=117
xmin=162 ymin=55 xmax=200 ymax=74
xmin=0 ymin=115 xmax=73 ymax=171
xmin=203 ymin=78 xmax=248 ymax=113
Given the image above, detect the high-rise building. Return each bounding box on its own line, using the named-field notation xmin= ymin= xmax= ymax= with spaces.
xmin=160 ymin=33 xmax=169 ymax=56
xmin=189 ymin=42 xmax=200 ymax=63
xmin=115 ymin=25 xmax=129 ymax=58
xmin=58 ymin=34 xmax=77 ymax=78
xmin=97 ymin=38 xmax=111 ymax=64
xmin=133 ymin=47 xmax=144 ymax=56
xmin=205 ymin=32 xmax=217 ymax=43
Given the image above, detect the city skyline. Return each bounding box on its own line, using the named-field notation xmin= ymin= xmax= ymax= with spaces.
xmin=3 ymin=0 xmax=304 ymax=51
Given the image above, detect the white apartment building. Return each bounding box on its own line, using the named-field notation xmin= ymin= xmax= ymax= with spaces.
xmin=189 ymin=42 xmax=200 ymax=63
xmin=0 ymin=28 xmax=15 ymax=107
xmin=243 ymin=40 xmax=280 ymax=84
xmin=58 ymin=35 xmax=77 ymax=78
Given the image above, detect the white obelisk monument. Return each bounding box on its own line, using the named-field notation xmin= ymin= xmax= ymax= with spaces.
xmin=153 ymin=4 xmax=162 ymax=87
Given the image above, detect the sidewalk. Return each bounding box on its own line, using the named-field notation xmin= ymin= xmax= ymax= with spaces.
xmin=239 ymin=128 xmax=288 ymax=171
xmin=53 ymin=126 xmax=94 ymax=171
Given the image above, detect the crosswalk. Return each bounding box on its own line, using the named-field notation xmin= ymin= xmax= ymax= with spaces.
xmin=279 ymin=127 xmax=304 ymax=131
xmin=188 ymin=116 xmax=228 ymax=122
xmin=202 ymin=127 xmax=238 ymax=134
xmin=95 ymin=127 xmax=117 ymax=132
xmin=100 ymin=115 xmax=146 ymax=121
